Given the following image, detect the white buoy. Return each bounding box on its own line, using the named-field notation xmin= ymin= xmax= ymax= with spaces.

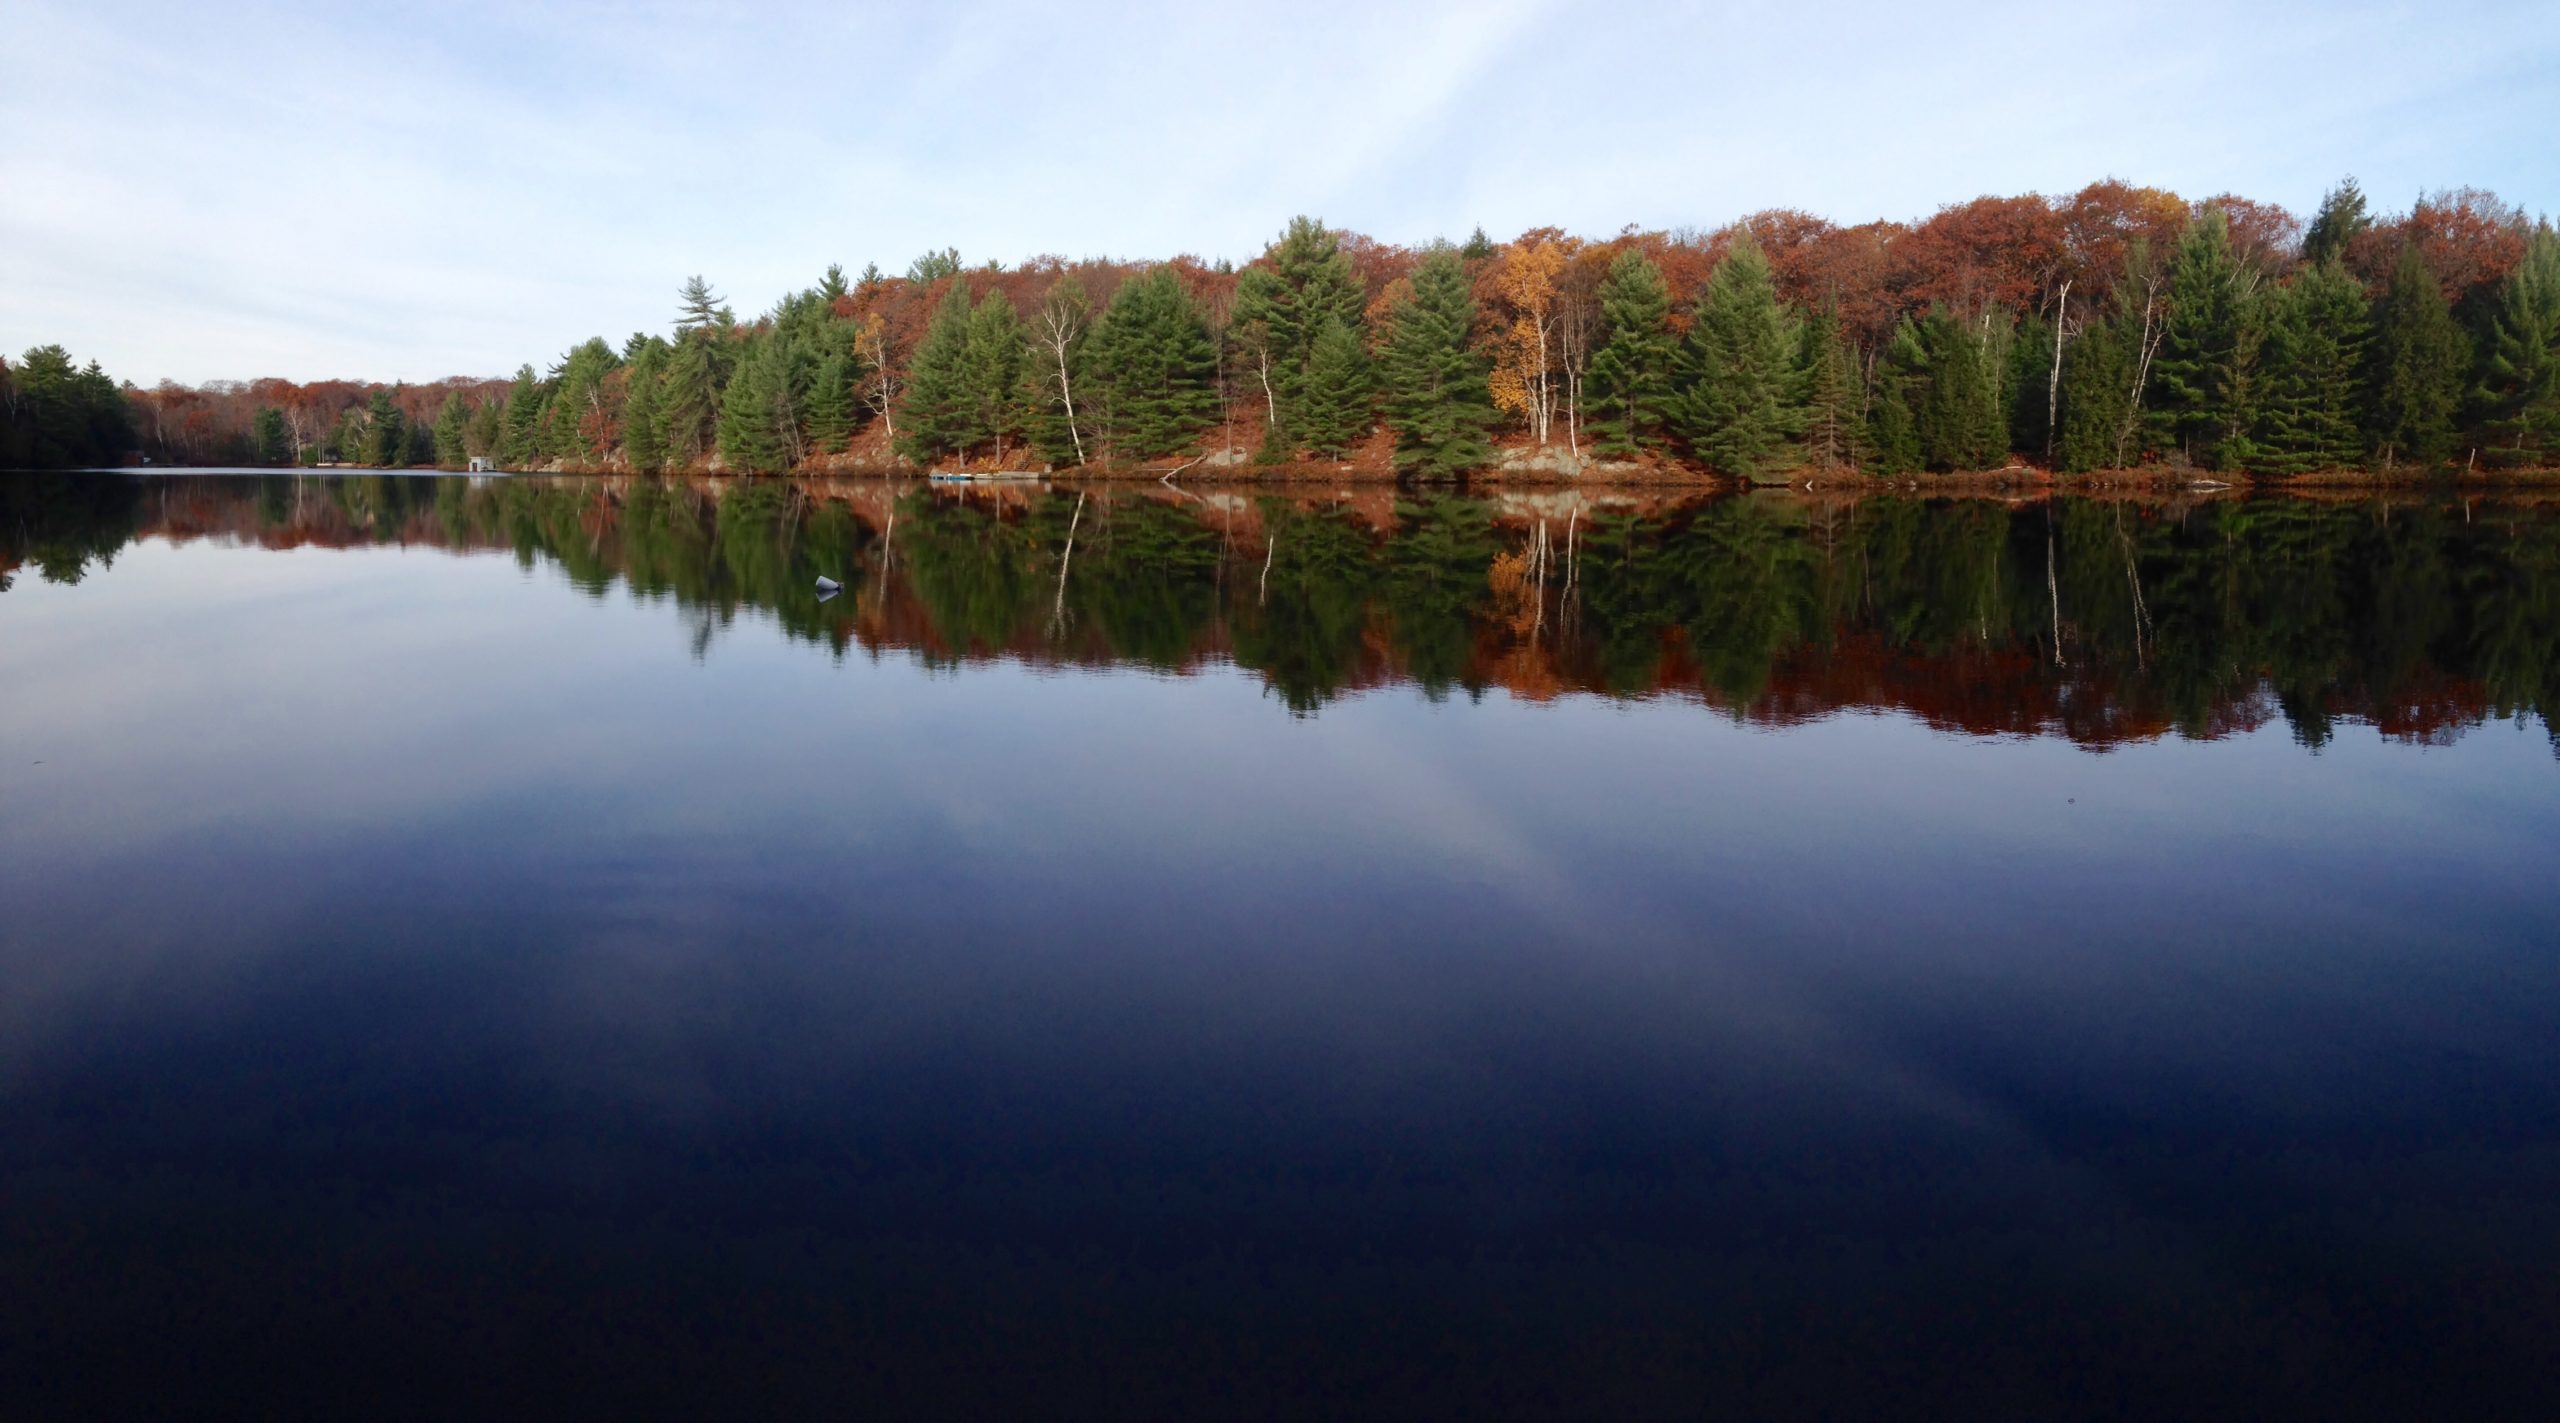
xmin=815 ymin=575 xmax=840 ymax=593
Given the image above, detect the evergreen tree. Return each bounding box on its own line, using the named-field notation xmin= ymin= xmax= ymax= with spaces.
xmin=2368 ymin=242 xmax=2466 ymax=467
xmin=2009 ymin=311 xmax=2054 ymax=457
xmin=1672 ymin=229 xmax=1805 ymax=479
xmin=2057 ymin=317 xmax=2137 ymax=473
xmin=2301 ymin=177 xmax=2372 ymax=268
xmin=1376 ymin=247 xmax=1497 ymax=477
xmin=897 ymin=282 xmax=981 ymax=464
xmin=429 ymin=395 xmax=467 ymax=467
xmin=1799 ymin=305 xmax=1866 ymax=471
xmin=498 ymin=365 xmax=544 ymax=467
xmin=962 ymin=292 xmax=1028 ymax=462
xmin=2477 ymin=221 xmax=2560 ymax=462
xmin=1231 ymin=216 xmax=1368 ymax=456
xmin=676 ymin=275 xmax=726 ymax=333
xmin=819 ymin=262 xmax=850 ymax=306
xmin=1582 ymin=248 xmax=1675 ymax=456
xmin=1086 ymin=268 xmax=1220 ymax=460
xmin=1913 ymin=310 xmax=2011 ymax=472
xmin=658 ymin=335 xmax=721 ymax=468
xmin=3 ymin=351 xmax=134 ymax=467
xmin=1296 ymin=314 xmax=1373 ymax=458
xmin=805 ymin=354 xmax=855 ymax=454
xmin=363 ymin=388 xmax=406 ymax=467
xmin=253 ymin=406 xmax=293 ymax=466
xmin=464 ymin=399 xmax=503 ymax=463
xmin=2252 ymin=260 xmax=2372 ymax=475
xmin=718 ymin=341 xmax=787 ymax=474
xmin=1867 ymin=321 xmax=1927 ymax=475
xmin=1460 ymin=227 xmax=1496 ymax=262
xmin=2149 ymin=209 xmax=2265 ymax=467
xmin=549 ymin=337 xmax=621 ymax=463
xmin=622 ymin=340 xmax=668 ymax=473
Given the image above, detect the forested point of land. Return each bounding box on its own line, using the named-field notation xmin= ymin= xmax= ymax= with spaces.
xmin=8 ymin=179 xmax=2560 ymax=483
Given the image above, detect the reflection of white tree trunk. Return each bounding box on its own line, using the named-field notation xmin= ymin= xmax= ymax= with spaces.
xmin=2047 ymin=522 xmax=2064 ymax=667
xmin=1050 ymin=491 xmax=1085 ymax=634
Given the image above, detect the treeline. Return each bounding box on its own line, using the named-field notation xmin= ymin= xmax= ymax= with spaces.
xmin=78 ymin=178 xmax=2560 ymax=480
xmin=0 ymin=347 xmax=135 ymax=469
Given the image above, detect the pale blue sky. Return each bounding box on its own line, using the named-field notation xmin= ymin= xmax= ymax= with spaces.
xmin=3 ymin=0 xmax=2554 ymax=385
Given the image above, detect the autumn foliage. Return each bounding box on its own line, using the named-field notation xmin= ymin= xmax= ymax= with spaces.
xmin=30 ymin=179 xmax=2554 ymax=482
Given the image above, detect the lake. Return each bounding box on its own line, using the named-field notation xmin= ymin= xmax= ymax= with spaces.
xmin=3 ymin=471 xmax=2556 ymax=1419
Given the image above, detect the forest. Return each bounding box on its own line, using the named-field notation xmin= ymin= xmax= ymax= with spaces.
xmin=8 ymin=178 xmax=2559 ymax=482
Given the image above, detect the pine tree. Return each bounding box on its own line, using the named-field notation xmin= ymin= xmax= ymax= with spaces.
xmin=429 ymin=395 xmax=467 ymax=467
xmin=251 ymin=407 xmax=291 ymax=465
xmin=1085 ymin=268 xmax=1220 ymax=460
xmin=658 ymin=335 xmax=721 ymax=468
xmin=1912 ymin=310 xmax=2011 ymax=472
xmin=1582 ymin=248 xmax=1675 ymax=456
xmin=1376 ymin=247 xmax=1497 ymax=477
xmin=718 ymin=342 xmax=787 ymax=474
xmin=549 ymin=337 xmax=621 ymax=464
xmin=1867 ymin=321 xmax=1927 ymax=475
xmin=464 ymin=399 xmax=503 ymax=464
xmin=961 ymin=292 xmax=1027 ymax=463
xmin=2009 ymin=311 xmax=2054 ymax=457
xmin=2477 ymin=221 xmax=2560 ymax=462
xmin=1230 ymin=216 xmax=1368 ymax=457
xmin=2301 ymin=178 xmax=2372 ymax=268
xmin=2149 ymin=209 xmax=2264 ymax=468
xmin=364 ymin=388 xmax=406 ymax=468
xmin=2057 ymin=317 xmax=2136 ymax=473
xmin=896 ymin=282 xmax=980 ymax=464
xmin=676 ymin=275 xmax=726 ymax=333
xmin=805 ymin=354 xmax=854 ymax=454
xmin=1798 ymin=306 xmax=1866 ymax=472
xmin=2252 ymin=260 xmax=2372 ymax=475
xmin=621 ymin=341 xmax=668 ymax=473
xmin=2369 ymin=242 xmax=2466 ymax=467
xmin=819 ymin=263 xmax=850 ymax=306
xmin=1296 ymin=314 xmax=1373 ymax=458
xmin=498 ymin=365 xmax=544 ymax=468
xmin=1461 ymin=227 xmax=1496 ymax=262
xmin=1673 ymin=229 xmax=1805 ymax=479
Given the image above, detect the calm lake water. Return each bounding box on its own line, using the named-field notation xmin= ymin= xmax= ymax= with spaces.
xmin=4 ymin=471 xmax=2557 ymax=1418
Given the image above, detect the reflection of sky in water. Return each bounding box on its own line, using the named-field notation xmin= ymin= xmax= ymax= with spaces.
xmin=3 ymin=536 xmax=2557 ymax=1417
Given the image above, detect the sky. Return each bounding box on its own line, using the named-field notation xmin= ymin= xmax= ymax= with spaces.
xmin=3 ymin=0 xmax=2555 ymax=387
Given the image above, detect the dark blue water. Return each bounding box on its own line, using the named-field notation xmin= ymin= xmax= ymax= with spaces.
xmin=4 ymin=474 xmax=2557 ymax=1418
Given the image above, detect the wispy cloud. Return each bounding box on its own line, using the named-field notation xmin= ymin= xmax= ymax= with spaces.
xmin=2 ymin=0 xmax=2552 ymax=384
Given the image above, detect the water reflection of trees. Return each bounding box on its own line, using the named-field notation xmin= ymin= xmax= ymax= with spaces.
xmin=7 ymin=473 xmax=2556 ymax=754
